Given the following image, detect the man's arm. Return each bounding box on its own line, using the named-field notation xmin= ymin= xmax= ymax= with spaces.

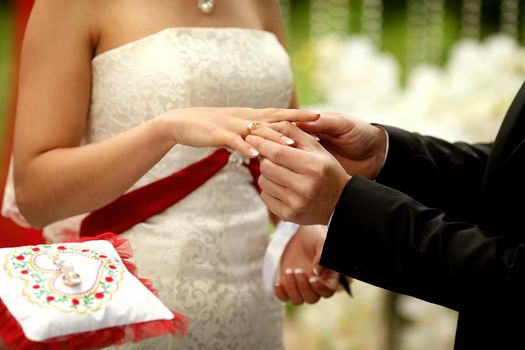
xmin=321 ymin=175 xmax=522 ymax=311
xmin=377 ymin=125 xmax=491 ymax=222
xmin=246 ymin=121 xmax=519 ymax=309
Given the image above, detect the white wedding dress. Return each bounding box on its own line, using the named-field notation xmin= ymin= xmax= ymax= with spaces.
xmin=3 ymin=27 xmax=293 ymax=349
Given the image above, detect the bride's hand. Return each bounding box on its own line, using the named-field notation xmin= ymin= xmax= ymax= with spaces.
xmin=275 ymin=225 xmax=340 ymax=305
xmin=158 ymin=107 xmax=320 ymax=158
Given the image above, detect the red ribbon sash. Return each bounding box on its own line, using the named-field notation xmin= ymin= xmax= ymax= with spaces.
xmin=80 ymin=149 xmax=260 ymax=237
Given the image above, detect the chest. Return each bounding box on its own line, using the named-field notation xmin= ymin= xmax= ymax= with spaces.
xmin=95 ymin=0 xmax=263 ymax=58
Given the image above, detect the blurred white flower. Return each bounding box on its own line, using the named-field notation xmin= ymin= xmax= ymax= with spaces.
xmin=311 ymin=34 xmax=525 ymax=142
xmin=314 ymin=36 xmax=401 ymax=121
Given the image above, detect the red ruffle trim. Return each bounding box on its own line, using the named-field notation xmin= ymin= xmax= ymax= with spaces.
xmin=0 ymin=233 xmax=188 ymax=350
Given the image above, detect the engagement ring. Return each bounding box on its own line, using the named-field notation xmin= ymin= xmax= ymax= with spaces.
xmin=246 ymin=121 xmax=259 ymax=135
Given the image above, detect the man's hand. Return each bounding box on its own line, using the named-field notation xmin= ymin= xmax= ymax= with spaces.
xmin=246 ymin=122 xmax=350 ymax=225
xmin=296 ymin=112 xmax=387 ymax=179
xmin=275 ymin=225 xmax=340 ymax=305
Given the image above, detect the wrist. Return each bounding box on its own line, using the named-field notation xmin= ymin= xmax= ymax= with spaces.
xmin=154 ymin=111 xmax=181 ymax=148
xmin=372 ymin=126 xmax=388 ymax=179
xmin=324 ymin=173 xmax=351 ymax=225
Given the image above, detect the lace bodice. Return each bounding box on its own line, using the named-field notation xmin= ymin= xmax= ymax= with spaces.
xmin=88 ymin=27 xmax=292 ymax=349
xmin=88 ymin=27 xmax=292 ymax=191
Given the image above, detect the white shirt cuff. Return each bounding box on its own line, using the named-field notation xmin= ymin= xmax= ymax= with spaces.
xmin=262 ymin=221 xmax=300 ymax=293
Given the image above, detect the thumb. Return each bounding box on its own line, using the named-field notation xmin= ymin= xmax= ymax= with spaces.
xmin=320 ymin=268 xmax=341 ymax=290
xmin=296 ymin=114 xmax=350 ymax=137
xmin=313 ymin=264 xmax=325 ymax=277
xmin=311 ymin=266 xmax=340 ymax=298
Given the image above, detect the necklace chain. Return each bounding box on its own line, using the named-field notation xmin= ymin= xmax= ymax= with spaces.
xmin=197 ymin=0 xmax=215 ymax=14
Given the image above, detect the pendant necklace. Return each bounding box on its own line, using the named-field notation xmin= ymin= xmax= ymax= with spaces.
xmin=197 ymin=0 xmax=215 ymax=14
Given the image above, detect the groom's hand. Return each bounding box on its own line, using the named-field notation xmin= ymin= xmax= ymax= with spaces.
xmin=246 ymin=122 xmax=350 ymax=225
xmin=295 ymin=112 xmax=388 ymax=180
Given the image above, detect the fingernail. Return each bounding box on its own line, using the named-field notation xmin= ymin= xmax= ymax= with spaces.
xmin=294 ymin=268 xmax=304 ymax=274
xmin=274 ymin=283 xmax=281 ymax=287
xmin=281 ymin=136 xmax=295 ymax=145
xmin=309 ymin=277 xmax=317 ymax=283
xmin=313 ymin=267 xmax=320 ymax=276
xmin=249 ymin=148 xmax=259 ymax=157
xmin=285 ymin=268 xmax=293 ymax=274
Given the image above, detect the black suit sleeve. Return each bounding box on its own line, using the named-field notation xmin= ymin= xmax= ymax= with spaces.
xmin=376 ymin=126 xmax=491 ymax=221
xmin=320 ymin=176 xmax=525 ymax=311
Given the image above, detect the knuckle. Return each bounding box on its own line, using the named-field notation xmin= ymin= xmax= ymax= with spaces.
xmin=257 ymin=176 xmax=268 ymax=190
xmin=259 ymin=158 xmax=272 ymax=174
xmin=298 ymin=182 xmax=315 ymax=199
xmin=268 ymin=148 xmax=284 ymax=163
xmin=226 ymin=134 xmax=241 ymax=145
xmin=312 ymin=163 xmax=325 ymax=177
xmin=291 ymin=298 xmax=304 ymax=306
xmin=307 ymin=296 xmax=321 ymax=304
xmin=280 ymin=121 xmax=293 ymax=128
xmin=290 ymin=194 xmax=307 ymax=211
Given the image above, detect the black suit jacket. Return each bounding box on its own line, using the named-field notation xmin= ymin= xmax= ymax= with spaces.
xmin=320 ymin=83 xmax=525 ymax=349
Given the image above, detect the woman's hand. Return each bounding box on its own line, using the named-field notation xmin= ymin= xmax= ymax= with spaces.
xmin=275 ymin=225 xmax=340 ymax=305
xmin=158 ymin=107 xmax=320 ymax=158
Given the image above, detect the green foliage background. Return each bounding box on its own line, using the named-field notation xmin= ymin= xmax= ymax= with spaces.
xmin=282 ymin=0 xmax=522 ymax=105
xmin=0 ymin=1 xmax=12 ymax=175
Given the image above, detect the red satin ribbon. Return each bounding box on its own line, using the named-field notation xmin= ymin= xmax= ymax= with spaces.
xmin=80 ymin=149 xmax=260 ymax=237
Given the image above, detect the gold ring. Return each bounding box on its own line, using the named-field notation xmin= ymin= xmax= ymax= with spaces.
xmin=246 ymin=121 xmax=259 ymax=135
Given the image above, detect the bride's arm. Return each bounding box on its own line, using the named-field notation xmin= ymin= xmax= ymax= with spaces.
xmin=13 ymin=0 xmax=317 ymax=229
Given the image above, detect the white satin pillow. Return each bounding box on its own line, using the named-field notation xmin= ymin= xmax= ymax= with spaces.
xmin=0 ymin=239 xmax=174 ymax=342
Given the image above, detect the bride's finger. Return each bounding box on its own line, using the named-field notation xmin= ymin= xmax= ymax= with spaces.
xmin=294 ymin=269 xmax=321 ymax=304
xmin=219 ymin=131 xmax=260 ymax=158
xmin=228 ymin=118 xmax=296 ymax=146
xmin=253 ymin=108 xmax=320 ymax=124
xmin=248 ymin=122 xmax=296 ymax=146
xmin=233 ymin=108 xmax=319 ymax=123
xmin=283 ymin=268 xmax=304 ymax=305
xmin=274 ymin=283 xmax=290 ymax=302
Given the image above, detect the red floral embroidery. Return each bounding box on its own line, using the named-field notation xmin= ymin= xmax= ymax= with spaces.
xmin=7 ymin=242 xmax=125 ymax=313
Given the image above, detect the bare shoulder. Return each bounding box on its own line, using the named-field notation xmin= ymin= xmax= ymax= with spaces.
xmin=253 ymin=0 xmax=282 ymax=25
xmin=16 ymin=0 xmax=112 ymax=157
xmin=27 ymin=0 xmax=107 ymax=52
xmin=253 ymin=0 xmax=287 ymax=46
